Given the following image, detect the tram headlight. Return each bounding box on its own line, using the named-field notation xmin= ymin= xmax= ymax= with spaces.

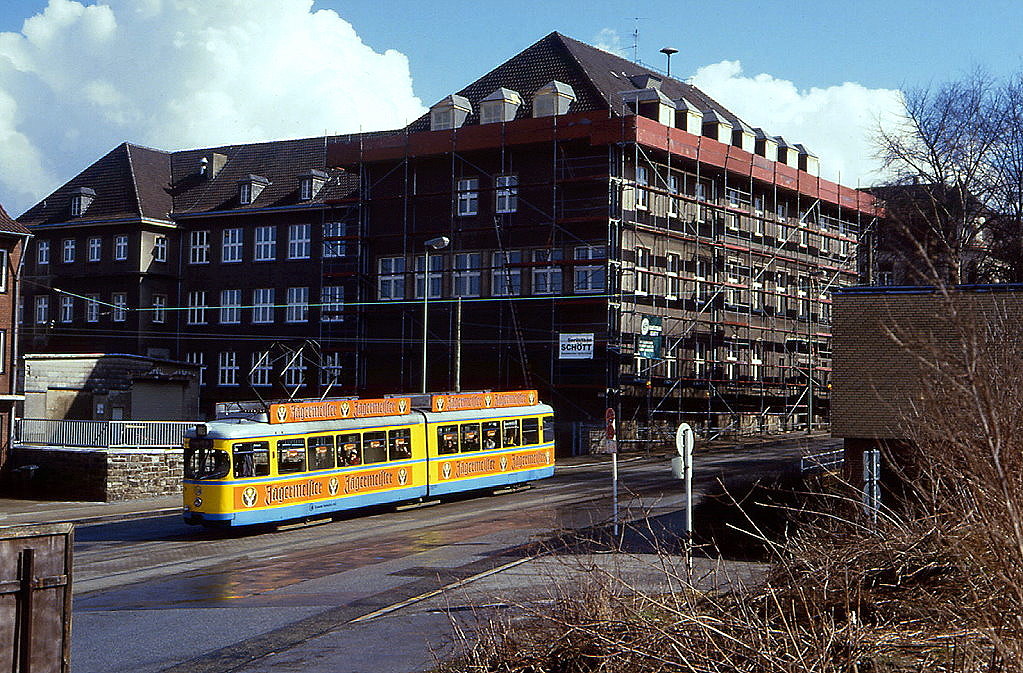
xmin=193 ymin=497 xmax=203 ymax=508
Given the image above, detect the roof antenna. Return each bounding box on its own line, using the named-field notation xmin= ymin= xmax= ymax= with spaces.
xmin=660 ymin=47 xmax=678 ymax=78
xmin=628 ymin=17 xmax=648 ymax=63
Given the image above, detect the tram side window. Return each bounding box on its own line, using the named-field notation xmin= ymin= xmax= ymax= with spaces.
xmin=461 ymin=423 xmax=481 ymax=452
xmin=233 ymin=441 xmax=270 ymax=478
xmin=482 ymin=421 xmax=501 ymax=450
xmin=437 ymin=425 xmax=459 ymax=455
xmin=502 ymin=419 xmax=521 ymax=447
xmin=277 ymin=438 xmax=306 ymax=474
xmin=307 ymin=435 xmax=335 ymax=471
xmin=363 ymin=431 xmax=387 ymax=464
xmin=389 ymin=427 xmax=412 ymax=461
xmin=521 ymin=418 xmax=539 ymax=446
xmin=543 ymin=416 xmax=554 ymax=443
xmin=337 ymin=433 xmax=362 ymax=466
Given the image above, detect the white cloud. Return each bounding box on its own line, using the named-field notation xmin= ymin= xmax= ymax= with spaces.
xmin=0 ymin=0 xmax=426 ymax=215
xmin=689 ymin=60 xmax=904 ymax=188
xmin=593 ymin=28 xmax=627 ymax=58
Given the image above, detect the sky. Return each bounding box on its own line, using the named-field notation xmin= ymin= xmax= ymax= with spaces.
xmin=1 ymin=0 xmax=1022 ymax=217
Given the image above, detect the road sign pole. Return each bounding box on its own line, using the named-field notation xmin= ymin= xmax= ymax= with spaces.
xmin=675 ymin=423 xmax=695 ymax=573
xmin=605 ymin=407 xmax=619 ymax=539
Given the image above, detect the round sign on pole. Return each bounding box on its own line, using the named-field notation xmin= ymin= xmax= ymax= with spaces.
xmin=675 ymin=423 xmax=694 ymax=459
xmin=605 ymin=407 xmax=616 ymax=440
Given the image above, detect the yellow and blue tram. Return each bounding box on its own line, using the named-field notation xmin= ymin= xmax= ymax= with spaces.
xmin=182 ymin=390 xmax=555 ymax=527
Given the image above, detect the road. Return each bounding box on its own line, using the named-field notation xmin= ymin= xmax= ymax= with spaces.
xmin=70 ymin=435 xmax=839 ymax=673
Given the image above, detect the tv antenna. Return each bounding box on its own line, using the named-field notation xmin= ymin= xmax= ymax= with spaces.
xmin=627 ymin=17 xmax=649 ymax=63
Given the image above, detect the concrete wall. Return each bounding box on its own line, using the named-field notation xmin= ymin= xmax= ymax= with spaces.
xmin=6 ymin=446 xmax=183 ymax=502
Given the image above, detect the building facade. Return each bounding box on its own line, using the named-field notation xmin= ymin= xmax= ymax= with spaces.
xmin=16 ymin=33 xmax=876 ymax=442
xmin=0 ymin=204 xmax=30 ymax=469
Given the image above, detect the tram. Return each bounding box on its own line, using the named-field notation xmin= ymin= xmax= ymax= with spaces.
xmin=182 ymin=390 xmax=555 ymax=527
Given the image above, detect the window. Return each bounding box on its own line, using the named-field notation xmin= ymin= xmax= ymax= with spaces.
xmin=460 ymin=423 xmax=481 ymax=452
xmin=60 ymin=296 xmax=73 ymax=323
xmin=86 ymin=295 xmax=99 ymax=323
xmin=751 ymin=342 xmax=763 ymax=381
xmin=254 ymin=226 xmax=276 ymax=261
xmin=62 ymin=239 xmax=75 ymax=264
xmin=277 ymin=438 xmax=306 ymax=474
xmin=635 ymin=165 xmax=648 ymax=209
xmin=693 ymin=342 xmax=706 ymax=378
xmin=222 ymin=228 xmax=243 ymax=263
xmin=189 ymin=230 xmax=209 ymax=264
xmin=218 ymin=351 xmax=239 ymax=386
xmin=321 ymin=286 xmax=344 ymax=322
xmin=321 ymin=352 xmax=342 ymax=386
xmin=37 ymin=241 xmax=49 ymax=266
xmin=252 ymin=288 xmax=274 ymax=323
xmin=288 ymin=223 xmax=311 ymax=259
xmin=114 ymin=235 xmax=128 ymax=261
xmin=543 ymin=416 xmax=554 ymax=443
xmin=322 ymin=221 xmax=346 ymax=258
xmin=502 ymin=419 xmax=521 ymax=447
xmin=694 ymin=181 xmax=707 ymax=202
xmin=574 ymin=245 xmax=606 ymax=293
xmin=307 ymin=436 xmax=335 ymax=471
xmin=239 ymin=182 xmax=252 ymax=206
xmin=522 ymin=418 xmax=540 ymax=445
xmin=286 ymin=286 xmax=309 ymax=322
xmin=363 ymin=432 xmax=387 ymax=464
xmin=414 ymin=254 xmax=443 ymax=299
xmin=112 ymin=292 xmax=127 ymax=322
xmin=284 ymin=358 xmax=306 ymax=388
xmin=378 ymin=257 xmax=405 ymax=300
xmin=453 ymin=252 xmax=481 ymax=297
xmin=388 ymin=428 xmax=412 ymax=461
xmin=667 ymin=174 xmax=680 ymax=216
xmin=337 ymin=434 xmax=362 ymax=466
xmin=491 ymin=251 xmax=522 ymax=296
xmin=457 ymin=178 xmax=478 ymax=216
xmin=220 ymin=289 xmax=241 ymax=324
xmin=187 ymin=291 xmax=207 ymax=324
xmin=153 ymin=235 xmax=167 ymax=262
xmin=482 ymin=421 xmax=501 ymax=449
xmin=299 ymin=178 xmax=314 ymax=201
xmin=88 ymin=236 xmax=101 ymax=262
xmin=666 ymin=253 xmax=680 ymax=300
xmin=250 ymin=351 xmax=271 ymax=387
xmin=496 ymin=174 xmax=518 ymax=213
xmin=634 ymin=247 xmax=650 ymax=295
xmin=776 ymin=202 xmax=788 ymax=221
xmin=233 ymin=442 xmax=270 ymax=478
xmin=186 ymin=352 xmax=206 ymax=386
xmin=152 ymin=294 xmax=166 ymax=324
xmin=437 ymin=425 xmax=459 ymax=455
xmin=532 ymin=249 xmax=562 ymax=295
xmin=34 ymin=296 xmax=48 ymax=324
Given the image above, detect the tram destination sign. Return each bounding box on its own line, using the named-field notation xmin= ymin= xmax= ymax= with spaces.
xmin=270 ymin=397 xmax=411 ymax=424
xmin=432 ymin=390 xmax=538 ymax=412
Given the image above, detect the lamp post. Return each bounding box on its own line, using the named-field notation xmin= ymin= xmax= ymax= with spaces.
xmin=660 ymin=47 xmax=678 ymax=78
xmin=422 ymin=236 xmax=450 ymax=394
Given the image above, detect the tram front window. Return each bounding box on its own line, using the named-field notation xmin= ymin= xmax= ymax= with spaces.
xmin=185 ymin=440 xmax=230 ymax=480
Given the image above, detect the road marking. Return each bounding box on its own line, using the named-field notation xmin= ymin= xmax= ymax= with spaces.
xmin=347 ymin=555 xmax=536 ymax=624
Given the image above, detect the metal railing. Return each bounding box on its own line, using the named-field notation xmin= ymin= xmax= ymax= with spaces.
xmin=800 ymin=448 xmax=845 ymax=474
xmin=15 ymin=419 xmax=195 ymax=449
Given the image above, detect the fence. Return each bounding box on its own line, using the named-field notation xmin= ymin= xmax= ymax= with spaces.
xmin=800 ymin=448 xmax=845 ymax=474
xmin=15 ymin=419 xmax=195 ymax=449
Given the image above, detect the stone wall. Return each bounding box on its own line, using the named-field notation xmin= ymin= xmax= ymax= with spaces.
xmin=6 ymin=446 xmax=183 ymax=502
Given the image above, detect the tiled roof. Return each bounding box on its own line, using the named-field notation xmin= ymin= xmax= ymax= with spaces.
xmin=0 ymin=203 xmax=30 ymax=235
xmin=170 ymin=136 xmax=360 ymax=214
xmin=18 ymin=143 xmax=172 ymax=227
xmin=407 ymin=31 xmax=746 ymax=132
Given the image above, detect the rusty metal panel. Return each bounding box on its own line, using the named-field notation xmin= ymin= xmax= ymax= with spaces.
xmin=0 ymin=523 xmax=73 ymax=673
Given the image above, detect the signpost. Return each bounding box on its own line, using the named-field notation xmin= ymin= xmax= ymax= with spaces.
xmin=605 ymin=407 xmax=619 ymax=536
xmin=672 ymin=423 xmax=695 ymax=571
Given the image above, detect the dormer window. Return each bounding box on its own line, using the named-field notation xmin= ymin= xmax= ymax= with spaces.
xmin=532 ymin=81 xmax=576 ymax=118
xmin=619 ymin=88 xmax=675 ymax=126
xmin=299 ymin=170 xmax=328 ymax=201
xmin=238 ymin=175 xmax=269 ymax=206
xmin=70 ymin=187 xmax=96 ymax=217
xmin=479 ymin=88 xmax=522 ymax=124
xmin=430 ymin=94 xmax=471 ymax=131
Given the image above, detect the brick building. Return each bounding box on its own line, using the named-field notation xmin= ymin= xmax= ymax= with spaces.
xmin=0 ymin=204 xmax=31 ymax=469
xmin=16 ymin=32 xmax=877 ymax=443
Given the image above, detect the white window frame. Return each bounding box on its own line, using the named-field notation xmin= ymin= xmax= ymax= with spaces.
xmin=34 ymin=296 xmax=48 ymax=324
xmin=112 ymin=292 xmax=127 ymax=322
xmin=634 ymin=246 xmax=650 ymax=296
xmin=635 ymin=165 xmax=648 ymax=210
xmin=252 ymin=288 xmax=274 ymax=324
xmin=457 ymin=178 xmax=479 ymax=216
xmin=114 ymin=235 xmax=128 ymax=261
xmin=414 ymin=255 xmax=444 ymax=299
xmin=453 ymin=252 xmax=482 ymax=298
xmin=666 ymin=252 xmax=680 ymax=300
xmin=153 ymin=235 xmax=167 ymax=263
xmin=693 ymin=342 xmax=706 ymax=378
xmin=222 ymin=228 xmax=243 ymax=263
xmin=288 ymin=223 xmax=311 ymax=260
xmin=88 ymin=236 xmax=101 ymax=262
xmin=285 ymin=286 xmax=309 ymax=323
xmin=573 ymin=245 xmax=606 ymax=293
xmin=284 ymin=359 xmax=306 ymax=388
xmin=37 ymin=241 xmax=49 ymax=266
xmin=667 ymin=174 xmax=679 ymax=217
xmin=250 ymin=351 xmax=272 ymax=387
xmin=532 ymin=249 xmax=562 ymax=296
xmin=59 ymin=296 xmax=74 ymax=323
xmin=86 ymin=295 xmax=99 ymax=323
xmin=239 ymin=182 xmax=252 ymax=206
xmin=321 ymin=352 xmax=342 ymax=386
xmin=189 ymin=230 xmax=209 ymax=264
xmin=254 ymin=226 xmax=276 ymax=261
xmin=152 ymin=294 xmax=166 ymax=324
xmin=186 ymin=352 xmax=206 ymax=387
xmin=491 ymin=250 xmax=522 ymax=296
xmin=218 ymin=351 xmax=239 ymax=387
xmin=220 ymin=289 xmax=241 ymax=324
xmin=322 ymin=221 xmax=346 ymax=258
xmin=320 ymin=286 xmax=344 ymax=322
xmin=62 ymin=238 xmax=75 ymax=264
xmin=495 ymin=174 xmax=518 ymax=214
xmin=187 ymin=291 xmax=207 ymax=324
xmin=378 ymin=257 xmax=405 ymax=300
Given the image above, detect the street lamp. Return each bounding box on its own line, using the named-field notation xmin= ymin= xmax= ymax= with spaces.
xmin=660 ymin=47 xmax=678 ymax=78
xmin=421 ymin=236 xmax=450 ymax=394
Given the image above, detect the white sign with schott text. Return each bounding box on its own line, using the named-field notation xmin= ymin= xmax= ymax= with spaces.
xmin=558 ymin=333 xmax=594 ymax=359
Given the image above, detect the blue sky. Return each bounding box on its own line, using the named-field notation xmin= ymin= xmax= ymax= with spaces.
xmin=1 ymin=0 xmax=1021 ymax=216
